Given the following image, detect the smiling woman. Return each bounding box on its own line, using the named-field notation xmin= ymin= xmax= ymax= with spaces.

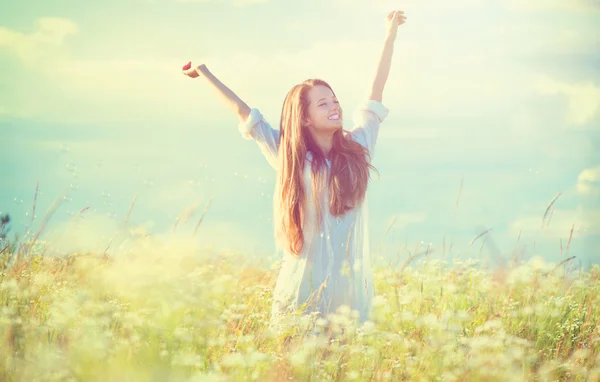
xmin=182 ymin=10 xmax=407 ymax=332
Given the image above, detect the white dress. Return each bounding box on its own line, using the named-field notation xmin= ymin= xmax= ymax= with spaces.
xmin=238 ymin=99 xmax=389 ymax=328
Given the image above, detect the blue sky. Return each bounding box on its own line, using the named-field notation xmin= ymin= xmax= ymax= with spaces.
xmin=1 ymin=0 xmax=599 ymax=268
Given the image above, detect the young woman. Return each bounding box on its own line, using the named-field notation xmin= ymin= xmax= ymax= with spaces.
xmin=183 ymin=10 xmax=407 ymax=329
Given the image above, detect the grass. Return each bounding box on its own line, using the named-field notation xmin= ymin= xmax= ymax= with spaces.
xmin=0 ymin=231 xmax=598 ymax=382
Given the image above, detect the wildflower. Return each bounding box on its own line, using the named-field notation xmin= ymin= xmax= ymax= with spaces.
xmin=359 ymin=320 xmax=376 ymax=334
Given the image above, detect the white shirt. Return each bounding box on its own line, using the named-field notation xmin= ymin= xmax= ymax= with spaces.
xmin=238 ymin=99 xmax=389 ymax=328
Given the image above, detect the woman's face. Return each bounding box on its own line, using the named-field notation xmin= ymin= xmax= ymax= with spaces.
xmin=304 ymin=85 xmax=343 ymax=133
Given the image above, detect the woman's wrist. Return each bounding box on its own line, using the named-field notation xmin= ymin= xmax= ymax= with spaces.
xmin=386 ymin=29 xmax=397 ymax=42
xmin=196 ymin=64 xmax=209 ymax=76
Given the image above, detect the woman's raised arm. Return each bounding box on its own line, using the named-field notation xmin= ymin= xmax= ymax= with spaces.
xmin=182 ymin=62 xmax=280 ymax=169
xmin=349 ymin=10 xmax=406 ymax=158
xmin=369 ymin=10 xmax=406 ymax=102
xmin=183 ymin=64 xmax=251 ymax=122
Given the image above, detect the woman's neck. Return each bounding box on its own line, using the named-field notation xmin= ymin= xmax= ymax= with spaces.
xmin=309 ymin=129 xmax=334 ymax=157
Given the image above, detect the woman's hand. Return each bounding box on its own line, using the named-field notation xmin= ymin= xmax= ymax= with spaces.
xmin=182 ymin=62 xmax=207 ymax=78
xmin=386 ymin=10 xmax=407 ymax=39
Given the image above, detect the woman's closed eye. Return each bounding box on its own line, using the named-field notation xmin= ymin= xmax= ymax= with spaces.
xmin=319 ymin=101 xmax=339 ymax=107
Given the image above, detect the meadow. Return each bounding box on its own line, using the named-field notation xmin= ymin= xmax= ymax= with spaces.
xmin=0 ymin=221 xmax=598 ymax=382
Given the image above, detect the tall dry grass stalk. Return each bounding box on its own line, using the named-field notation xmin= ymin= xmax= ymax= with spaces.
xmin=23 ymin=190 xmax=67 ymax=260
xmin=72 ymin=207 xmax=91 ymax=225
xmin=545 ymin=205 xmax=555 ymax=229
xmin=545 ymin=256 xmax=576 ymax=277
xmin=383 ymin=215 xmax=397 ymax=238
xmin=103 ymin=195 xmax=138 ymax=257
xmin=478 ymin=235 xmax=488 ymax=258
xmin=172 ymin=200 xmax=203 ymax=234
xmin=31 ymin=182 xmax=38 ymax=226
xmin=193 ymin=198 xmax=213 ymax=238
xmin=398 ymin=245 xmax=434 ymax=274
xmin=468 ymin=228 xmax=492 ymax=247
xmin=565 ymin=224 xmax=574 ymax=257
xmin=121 ymin=195 xmax=138 ymax=231
xmin=377 ymin=215 xmax=397 ymax=254
xmin=541 ymin=192 xmax=562 ymax=228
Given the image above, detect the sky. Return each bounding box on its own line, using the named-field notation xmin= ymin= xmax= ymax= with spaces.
xmin=1 ymin=0 xmax=599 ymax=269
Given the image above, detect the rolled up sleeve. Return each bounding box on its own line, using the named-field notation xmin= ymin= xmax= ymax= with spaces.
xmin=238 ymin=108 xmax=280 ymax=169
xmin=349 ymin=100 xmax=390 ymax=158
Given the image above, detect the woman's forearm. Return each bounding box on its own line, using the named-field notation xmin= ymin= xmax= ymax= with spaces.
xmin=197 ymin=65 xmax=251 ymax=121
xmin=369 ymin=33 xmax=397 ymax=103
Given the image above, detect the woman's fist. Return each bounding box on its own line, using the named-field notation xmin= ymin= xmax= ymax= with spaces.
xmin=386 ymin=10 xmax=407 ymax=38
xmin=182 ymin=61 xmax=207 ymax=78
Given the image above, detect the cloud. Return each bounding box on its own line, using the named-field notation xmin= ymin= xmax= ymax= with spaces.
xmin=502 ymin=0 xmax=600 ymax=13
xmin=533 ymin=75 xmax=600 ymax=127
xmin=0 ymin=17 xmax=77 ymax=64
xmin=0 ymin=4 xmax=597 ymax=135
xmin=231 ymin=0 xmax=267 ymax=5
xmin=173 ymin=0 xmax=266 ymax=4
xmin=372 ymin=0 xmax=486 ymax=11
xmin=478 ymin=7 xmax=600 ymax=59
xmin=0 ymin=8 xmax=529 ymax=125
xmin=577 ymin=165 xmax=600 ymax=196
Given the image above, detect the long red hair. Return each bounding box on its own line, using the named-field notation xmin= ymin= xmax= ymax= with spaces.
xmin=274 ymin=79 xmax=378 ymax=255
